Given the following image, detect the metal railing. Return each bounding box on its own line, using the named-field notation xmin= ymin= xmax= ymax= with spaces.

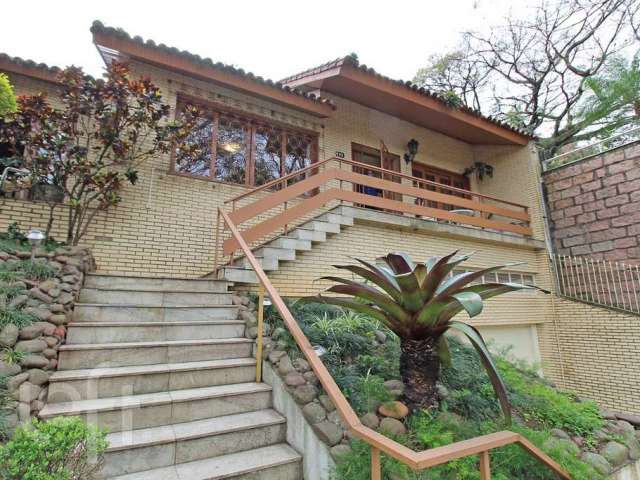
xmin=551 ymin=254 xmax=640 ymax=314
xmin=219 ymin=207 xmax=570 ymax=479
xmin=542 ymin=126 xmax=640 ymax=172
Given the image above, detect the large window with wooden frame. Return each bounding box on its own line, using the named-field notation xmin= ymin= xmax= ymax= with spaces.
xmin=173 ymin=98 xmax=318 ymax=187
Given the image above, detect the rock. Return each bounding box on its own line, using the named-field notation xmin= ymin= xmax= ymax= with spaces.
xmin=292 ymin=384 xmax=318 ymax=404
xmin=17 ymin=402 xmax=30 ymax=422
xmin=49 ymin=303 xmax=65 ymax=313
xmin=30 ymin=399 xmax=44 ymax=412
xmin=319 ymin=394 xmax=336 ymax=412
xmin=29 ymin=288 xmax=53 ymax=304
xmin=49 ymin=314 xmax=68 ymax=326
xmin=0 ymin=360 xmax=21 ymax=376
xmin=600 ymin=441 xmax=629 ymax=467
xmin=602 ymin=410 xmax=618 ymax=420
xmin=8 ymin=294 xmax=28 ymax=309
xmin=379 ymin=417 xmax=406 ymax=436
xmin=268 ymin=350 xmax=285 ymax=364
xmin=378 ymin=401 xmax=409 ymax=419
xmin=383 ymin=379 xmax=404 ymax=397
xmin=550 ymin=428 xmax=571 ymax=440
xmin=20 ymin=354 xmax=49 ymax=369
xmin=614 ymin=420 xmax=636 ymax=434
xmin=543 ymin=437 xmax=580 ymax=456
xmin=38 ymin=279 xmax=57 ymax=293
xmin=330 ymin=444 xmax=352 ymax=460
xmin=47 ymin=359 xmax=57 ymax=370
xmin=303 ymin=371 xmax=319 ymax=385
xmin=312 ymin=421 xmax=343 ymax=446
xmin=8 ymin=372 xmax=29 ymax=391
xmin=374 ymin=330 xmax=387 ymax=343
xmin=0 ymin=324 xmax=20 ymax=347
xmin=58 ymin=292 xmax=74 ymax=305
xmin=581 ymin=452 xmax=611 ymax=475
xmin=23 ymin=307 xmax=51 ymax=321
xmin=13 ymin=381 xmax=41 ymax=403
xmin=15 ymin=339 xmax=47 ymax=353
xmin=18 ymin=324 xmax=46 ymax=340
xmin=271 ymin=327 xmax=285 ymax=340
xmin=436 ymin=411 xmax=464 ymax=428
xmin=53 ymin=327 xmax=66 ymax=338
xmin=361 ymin=413 xmax=380 ymax=429
xmin=277 ymin=355 xmax=295 ymax=375
xmin=293 ymin=358 xmax=310 ymax=372
xmin=27 ymin=369 xmax=50 ymax=385
xmin=48 ymin=288 xmax=61 ymax=298
xmin=436 ymin=382 xmax=450 ymax=400
xmin=238 ymin=310 xmax=256 ymax=324
xmin=302 ymin=402 xmax=327 ymax=424
xmin=284 ymin=372 xmax=306 ymax=387
xmin=616 ymin=413 xmax=640 ymax=427
xmin=43 ymin=348 xmax=57 ymax=359
xmin=36 ymin=322 xmax=56 ymax=336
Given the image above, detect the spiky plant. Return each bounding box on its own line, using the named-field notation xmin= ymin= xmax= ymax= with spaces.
xmin=302 ymin=251 xmax=539 ymax=422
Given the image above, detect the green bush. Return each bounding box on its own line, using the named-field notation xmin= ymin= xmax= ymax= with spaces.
xmin=0 ymin=375 xmax=12 ymax=441
xmin=0 ymin=73 xmax=17 ymax=117
xmin=0 ymin=417 xmax=108 ymax=480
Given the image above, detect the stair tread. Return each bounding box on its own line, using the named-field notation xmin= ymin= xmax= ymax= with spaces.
xmin=82 ymin=287 xmax=231 ymax=294
xmin=88 ymin=273 xmax=230 ymax=282
xmin=106 ymin=409 xmax=285 ymax=451
xmin=109 ymin=443 xmax=301 ymax=480
xmin=68 ymin=320 xmax=245 ymax=327
xmin=50 ymin=358 xmax=256 ymax=382
xmin=40 ymin=382 xmax=271 ymax=417
xmin=59 ymin=338 xmax=253 ymax=350
xmin=76 ymin=303 xmax=238 ymax=308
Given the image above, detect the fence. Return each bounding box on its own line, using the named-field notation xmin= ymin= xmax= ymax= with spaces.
xmin=551 ymin=254 xmax=640 ymax=314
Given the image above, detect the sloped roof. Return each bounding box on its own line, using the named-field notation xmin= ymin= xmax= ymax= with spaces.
xmin=0 ymin=53 xmax=61 ymax=84
xmin=90 ymin=21 xmax=335 ymax=118
xmin=281 ymin=56 xmax=534 ymax=145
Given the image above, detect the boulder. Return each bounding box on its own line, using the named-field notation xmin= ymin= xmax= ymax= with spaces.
xmin=49 ymin=314 xmax=68 ymax=326
xmin=17 ymin=402 xmax=30 ymax=422
xmin=292 ymin=384 xmax=318 ymax=404
xmin=23 ymin=307 xmax=51 ymax=321
xmin=277 ymin=355 xmax=295 ymax=375
xmin=330 ymin=444 xmax=352 ymax=460
xmin=303 ymin=371 xmax=319 ymax=385
xmin=361 ymin=412 xmax=380 ymax=429
xmin=7 ymin=372 xmax=29 ymax=391
xmin=58 ymin=292 xmax=74 ymax=305
xmin=18 ymin=324 xmax=46 ymax=340
xmin=14 ymin=381 xmax=41 ymax=403
xmin=379 ymin=417 xmax=406 ymax=436
xmin=15 ymin=339 xmax=47 ymax=353
xmin=550 ymin=428 xmax=571 ymax=440
xmin=327 ymin=410 xmax=345 ymax=428
xmin=0 ymin=360 xmax=21 ymax=376
xmin=8 ymin=294 xmax=28 ymax=309
xmin=20 ymin=354 xmax=49 ymax=369
xmin=580 ymin=452 xmax=611 ymax=475
xmin=543 ymin=437 xmax=580 ymax=457
xmin=378 ymin=401 xmax=409 ymax=419
xmin=302 ymin=402 xmax=327 ymax=424
xmin=43 ymin=348 xmax=57 ymax=359
xmin=293 ymin=358 xmax=310 ymax=372
xmin=319 ymin=394 xmax=336 ymax=412
xmin=29 ymin=288 xmax=53 ymax=304
xmin=383 ymin=379 xmax=404 ymax=397
xmin=312 ymin=420 xmax=343 ymax=446
xmin=38 ymin=279 xmax=57 ymax=293
xmin=49 ymin=303 xmax=65 ymax=313
xmin=616 ymin=413 xmax=640 ymax=427
xmin=0 ymin=324 xmax=19 ymax=347
xmin=601 ymin=441 xmax=629 ymax=467
xmin=268 ymin=350 xmax=285 ymax=364
xmin=284 ymin=372 xmax=306 ymax=387
xmin=27 ymin=369 xmax=50 ymax=386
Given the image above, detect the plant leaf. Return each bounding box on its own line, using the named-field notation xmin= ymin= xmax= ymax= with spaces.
xmin=298 ymin=295 xmax=387 ymax=323
xmin=450 ymin=291 xmax=484 ymax=318
xmin=437 ymin=335 xmax=452 ymax=368
xmin=382 ymin=252 xmax=415 ymax=274
xmin=421 ymin=250 xmax=472 ymax=301
xmin=448 ymin=321 xmax=512 ymax=424
xmin=332 ymin=264 xmax=402 ymax=302
xmin=394 ymin=270 xmax=425 ymax=312
xmin=435 ymin=262 xmax=525 ymax=297
xmin=324 ymin=283 xmax=410 ymax=323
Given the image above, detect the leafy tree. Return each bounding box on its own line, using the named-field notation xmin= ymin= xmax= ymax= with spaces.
xmin=302 ymin=251 xmax=536 ymax=417
xmin=0 ymin=62 xmax=199 ymax=245
xmin=413 ymin=0 xmax=638 ymax=157
xmin=0 ymin=73 xmax=17 ymax=117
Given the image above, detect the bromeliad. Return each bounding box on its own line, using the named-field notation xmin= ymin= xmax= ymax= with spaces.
xmin=301 ymin=251 xmax=539 ymax=423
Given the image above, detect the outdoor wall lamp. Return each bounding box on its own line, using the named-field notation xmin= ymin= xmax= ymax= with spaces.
xmin=464 ymin=161 xmax=494 ymax=181
xmin=27 ymin=228 xmax=45 ymax=260
xmin=403 ymin=139 xmax=419 ymax=164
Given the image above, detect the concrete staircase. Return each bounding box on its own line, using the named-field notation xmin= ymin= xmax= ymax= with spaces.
xmin=217 ymin=208 xmax=354 ymax=283
xmin=39 ymin=274 xmax=302 ymax=480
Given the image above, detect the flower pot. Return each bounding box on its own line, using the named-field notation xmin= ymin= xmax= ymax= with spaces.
xmin=30 ymin=184 xmax=64 ymax=203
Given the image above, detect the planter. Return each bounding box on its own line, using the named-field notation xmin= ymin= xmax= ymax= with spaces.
xmin=30 ymin=184 xmax=64 ymax=203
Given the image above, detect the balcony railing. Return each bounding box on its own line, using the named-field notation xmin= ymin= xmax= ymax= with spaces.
xmin=216 ymin=157 xmax=532 ymax=266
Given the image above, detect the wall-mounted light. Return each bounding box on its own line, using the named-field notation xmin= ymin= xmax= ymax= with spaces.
xmin=403 ymin=139 xmax=419 ymax=164
xmin=464 ymin=162 xmax=494 ymax=181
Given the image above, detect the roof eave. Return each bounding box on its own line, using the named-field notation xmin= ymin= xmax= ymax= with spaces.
xmin=92 ymin=30 xmax=334 ymax=119
xmin=0 ymin=54 xmax=60 ymax=85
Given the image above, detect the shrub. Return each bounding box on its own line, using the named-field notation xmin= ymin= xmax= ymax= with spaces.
xmin=0 ymin=416 xmax=108 ymax=480
xmin=0 ymin=73 xmax=17 ymax=117
xmin=0 ymin=375 xmax=12 ymax=441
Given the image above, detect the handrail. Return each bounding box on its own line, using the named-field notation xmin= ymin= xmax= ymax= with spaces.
xmin=218 ymin=207 xmax=571 ymax=480
xmin=225 ymin=157 xmax=529 ymax=210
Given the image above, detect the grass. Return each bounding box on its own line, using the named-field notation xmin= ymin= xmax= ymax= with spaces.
xmin=0 ymin=259 xmax=56 ymax=282
xmin=0 ymin=308 xmax=37 ymax=329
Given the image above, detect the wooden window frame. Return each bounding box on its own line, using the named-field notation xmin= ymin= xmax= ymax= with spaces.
xmin=171 ymin=95 xmax=319 ymax=188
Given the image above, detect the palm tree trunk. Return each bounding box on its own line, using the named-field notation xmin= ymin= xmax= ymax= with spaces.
xmin=399 ymin=337 xmax=440 ymax=413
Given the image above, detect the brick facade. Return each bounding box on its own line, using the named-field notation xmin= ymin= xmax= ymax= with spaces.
xmin=544 ymin=142 xmax=640 ymax=262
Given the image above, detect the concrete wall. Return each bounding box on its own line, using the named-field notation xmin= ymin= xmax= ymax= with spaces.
xmin=544 ymin=142 xmax=640 ymax=263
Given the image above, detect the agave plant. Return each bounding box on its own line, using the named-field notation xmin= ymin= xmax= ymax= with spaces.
xmin=302 ymin=251 xmax=539 ymax=422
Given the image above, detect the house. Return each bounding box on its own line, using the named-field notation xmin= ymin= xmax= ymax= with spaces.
xmin=1 ymin=20 xmax=636 ymax=479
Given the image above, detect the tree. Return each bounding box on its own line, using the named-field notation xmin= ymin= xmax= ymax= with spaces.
xmin=0 ymin=73 xmax=17 ymax=117
xmin=0 ymin=62 xmax=198 ymax=245
xmin=302 ymin=251 xmax=536 ymax=417
xmin=414 ymin=0 xmax=638 ymax=157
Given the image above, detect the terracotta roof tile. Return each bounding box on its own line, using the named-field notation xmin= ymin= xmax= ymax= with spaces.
xmin=90 ymin=21 xmax=335 ymax=110
xmin=0 ymin=52 xmax=62 ymax=82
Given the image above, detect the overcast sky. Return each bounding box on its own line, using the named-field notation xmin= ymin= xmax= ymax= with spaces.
xmin=1 ymin=0 xmax=526 ymax=82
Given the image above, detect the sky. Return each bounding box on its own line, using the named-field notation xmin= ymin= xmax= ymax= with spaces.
xmin=1 ymin=0 xmax=525 ymax=82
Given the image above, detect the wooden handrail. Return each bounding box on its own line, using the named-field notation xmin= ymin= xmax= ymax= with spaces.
xmin=218 ymin=207 xmax=571 ymax=480
xmin=225 ymin=157 xmax=529 ymax=210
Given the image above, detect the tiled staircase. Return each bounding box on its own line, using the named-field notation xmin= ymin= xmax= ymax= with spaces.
xmin=217 ymin=207 xmax=354 ymax=283
xmin=39 ymin=274 xmax=302 ymax=480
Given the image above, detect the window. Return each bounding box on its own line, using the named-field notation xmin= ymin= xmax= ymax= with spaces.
xmin=449 ymin=268 xmax=536 ymax=290
xmin=173 ymin=99 xmax=318 ymax=187
xmin=411 ymin=164 xmax=470 ymax=211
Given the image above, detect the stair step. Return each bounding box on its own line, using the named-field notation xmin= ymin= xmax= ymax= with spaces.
xmin=39 ymin=382 xmax=272 ymax=433
xmin=108 ymin=443 xmax=302 ymax=480
xmin=288 ymin=227 xmax=326 ymax=242
xmin=216 ymin=267 xmax=257 ymax=284
xmin=58 ymin=338 xmax=253 ymax=369
xmin=73 ymin=304 xmax=239 ymax=323
xmin=253 ymin=246 xmax=296 ymax=262
xmin=302 ymin=220 xmax=340 ymax=233
xmin=317 ymin=212 xmax=354 ymax=226
xmin=233 ymin=255 xmax=279 ymax=271
xmin=102 ymin=409 xmax=286 ymax=477
xmin=48 ymin=358 xmax=256 ymax=401
xmin=66 ymin=321 xmax=245 ymax=344
xmin=80 ymin=289 xmax=233 ymax=306
xmin=269 ymin=237 xmax=312 ymax=251
xmin=85 ymin=274 xmax=231 ymax=293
